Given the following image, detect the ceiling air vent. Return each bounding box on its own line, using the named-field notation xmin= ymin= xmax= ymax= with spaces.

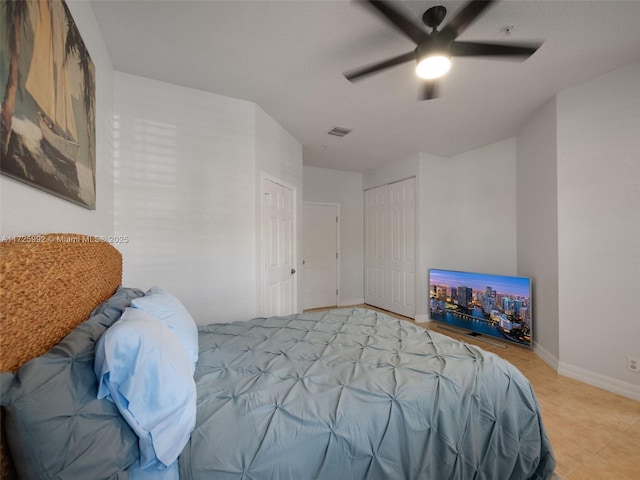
xmin=327 ymin=126 xmax=352 ymax=137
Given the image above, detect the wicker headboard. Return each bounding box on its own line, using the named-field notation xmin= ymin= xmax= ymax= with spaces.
xmin=0 ymin=233 xmax=122 ymax=372
xmin=0 ymin=233 xmax=123 ymax=479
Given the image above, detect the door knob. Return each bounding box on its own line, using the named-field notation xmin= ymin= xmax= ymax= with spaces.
xmin=291 ymin=268 xmax=296 ymax=275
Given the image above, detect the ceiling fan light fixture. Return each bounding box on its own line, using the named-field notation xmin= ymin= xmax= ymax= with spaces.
xmin=415 ymin=54 xmax=451 ymax=80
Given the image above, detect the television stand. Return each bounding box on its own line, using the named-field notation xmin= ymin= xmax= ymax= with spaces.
xmin=437 ymin=325 xmax=507 ymax=349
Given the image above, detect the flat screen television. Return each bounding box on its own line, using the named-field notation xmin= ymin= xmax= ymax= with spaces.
xmin=429 ymin=269 xmax=532 ymax=348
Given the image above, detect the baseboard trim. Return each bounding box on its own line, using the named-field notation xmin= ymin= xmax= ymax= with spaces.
xmin=557 ymin=362 xmax=640 ymax=401
xmin=533 ymin=342 xmax=559 ymax=371
xmin=338 ymin=298 xmax=364 ymax=308
xmin=415 ymin=313 xmax=430 ymax=324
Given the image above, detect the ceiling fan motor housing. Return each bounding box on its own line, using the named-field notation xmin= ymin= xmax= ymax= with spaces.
xmin=417 ymin=33 xmax=452 ymax=61
xmin=422 ymin=5 xmax=447 ymax=29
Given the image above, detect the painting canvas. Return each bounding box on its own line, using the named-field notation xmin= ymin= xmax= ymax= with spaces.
xmin=1 ymin=0 xmax=96 ymax=209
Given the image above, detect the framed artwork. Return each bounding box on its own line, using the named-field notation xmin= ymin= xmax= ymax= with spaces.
xmin=1 ymin=0 xmax=96 ymax=209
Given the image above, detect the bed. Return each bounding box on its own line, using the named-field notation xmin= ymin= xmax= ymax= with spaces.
xmin=0 ymin=234 xmax=555 ymax=480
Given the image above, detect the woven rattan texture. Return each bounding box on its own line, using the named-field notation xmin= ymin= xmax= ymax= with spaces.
xmin=0 ymin=233 xmax=122 ymax=371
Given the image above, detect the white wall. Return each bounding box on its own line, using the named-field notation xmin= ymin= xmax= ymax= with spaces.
xmin=416 ymin=141 xmax=519 ymax=321
xmin=114 ymin=73 xmax=257 ymax=324
xmin=113 ymin=74 xmax=303 ymax=325
xmin=0 ymin=1 xmax=114 ymax=237
xmin=416 ymin=153 xmax=446 ymax=320
xmin=303 ymin=166 xmax=364 ymax=306
xmin=516 ymin=98 xmax=560 ymax=363
xmin=363 ymin=154 xmax=420 ymax=191
xmin=556 ymin=61 xmax=640 ymax=398
xmin=427 ymin=139 xmax=518 ymax=276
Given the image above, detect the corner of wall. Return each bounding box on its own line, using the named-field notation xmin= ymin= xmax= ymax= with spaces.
xmin=515 ymin=96 xmax=560 ymax=362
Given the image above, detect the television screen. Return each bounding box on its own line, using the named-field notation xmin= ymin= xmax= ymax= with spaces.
xmin=429 ymin=269 xmax=532 ymax=348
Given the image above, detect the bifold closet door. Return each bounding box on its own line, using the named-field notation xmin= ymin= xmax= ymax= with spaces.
xmin=365 ymin=185 xmax=389 ymax=309
xmin=364 ymin=178 xmax=416 ymax=317
xmin=388 ymin=178 xmax=416 ymax=317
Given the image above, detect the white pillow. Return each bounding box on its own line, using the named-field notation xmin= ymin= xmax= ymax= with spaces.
xmin=131 ymin=286 xmax=199 ymax=368
xmin=94 ymin=308 xmax=196 ymax=469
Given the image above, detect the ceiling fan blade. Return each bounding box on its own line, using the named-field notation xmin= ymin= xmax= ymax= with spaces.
xmin=363 ymin=0 xmax=428 ymax=45
xmin=451 ymin=40 xmax=541 ymax=58
xmin=344 ymin=50 xmax=417 ymax=82
xmin=440 ymin=0 xmax=496 ymax=39
xmin=418 ymin=80 xmax=439 ymax=101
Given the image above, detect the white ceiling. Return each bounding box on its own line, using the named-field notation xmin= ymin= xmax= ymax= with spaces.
xmin=91 ymin=0 xmax=640 ymax=173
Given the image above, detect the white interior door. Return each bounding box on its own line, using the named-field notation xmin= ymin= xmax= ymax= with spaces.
xmin=303 ymin=203 xmax=338 ymax=310
xmin=262 ymin=177 xmax=296 ymax=317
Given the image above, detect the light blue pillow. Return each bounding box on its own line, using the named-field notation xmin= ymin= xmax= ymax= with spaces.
xmin=94 ymin=308 xmax=196 ymax=470
xmin=131 ymin=286 xmax=199 ymax=368
xmin=129 ymin=459 xmax=179 ymax=480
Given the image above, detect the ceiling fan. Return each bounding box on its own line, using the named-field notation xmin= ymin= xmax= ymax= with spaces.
xmin=344 ymin=0 xmax=542 ymax=100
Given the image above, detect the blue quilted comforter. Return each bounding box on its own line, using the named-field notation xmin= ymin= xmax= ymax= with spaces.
xmin=179 ymin=309 xmax=555 ymax=479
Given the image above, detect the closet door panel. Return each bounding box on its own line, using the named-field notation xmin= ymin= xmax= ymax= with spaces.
xmin=364 ymin=186 xmax=389 ymax=309
xmin=388 ymin=178 xmax=416 ymax=317
xmin=364 ymin=178 xmax=416 ymax=317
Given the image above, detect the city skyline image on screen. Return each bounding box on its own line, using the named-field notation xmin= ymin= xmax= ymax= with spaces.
xmin=429 ymin=269 xmax=532 ymax=348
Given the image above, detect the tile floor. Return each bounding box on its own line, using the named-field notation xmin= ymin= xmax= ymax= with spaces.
xmin=305 ymin=305 xmax=640 ymax=480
